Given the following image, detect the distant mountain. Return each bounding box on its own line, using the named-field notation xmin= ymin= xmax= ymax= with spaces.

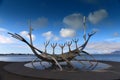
xmin=110 ymin=51 xmax=120 ymax=54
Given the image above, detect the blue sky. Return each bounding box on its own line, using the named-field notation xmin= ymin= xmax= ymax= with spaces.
xmin=0 ymin=0 xmax=120 ymax=54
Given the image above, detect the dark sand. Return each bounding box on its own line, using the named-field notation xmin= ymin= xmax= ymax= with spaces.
xmin=0 ymin=61 xmax=120 ymax=80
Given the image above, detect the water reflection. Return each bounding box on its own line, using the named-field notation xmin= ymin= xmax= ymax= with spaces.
xmin=24 ymin=61 xmax=111 ymax=71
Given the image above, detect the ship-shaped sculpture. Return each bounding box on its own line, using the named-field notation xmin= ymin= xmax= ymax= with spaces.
xmin=8 ymin=16 xmax=98 ymax=71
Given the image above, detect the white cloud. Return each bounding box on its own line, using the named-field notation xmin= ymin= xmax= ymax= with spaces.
xmin=86 ymin=41 xmax=120 ymax=54
xmin=60 ymin=28 xmax=76 ymax=38
xmin=42 ymin=31 xmax=60 ymax=41
xmin=53 ymin=36 xmax=60 ymax=41
xmin=63 ymin=13 xmax=83 ymax=29
xmin=20 ymin=31 xmax=35 ymax=41
xmin=42 ymin=31 xmax=53 ymax=41
xmin=0 ymin=27 xmax=15 ymax=44
xmin=0 ymin=35 xmax=14 ymax=44
xmin=0 ymin=27 xmax=8 ymax=32
xmin=32 ymin=17 xmax=48 ymax=28
xmin=105 ymin=37 xmax=120 ymax=42
xmin=88 ymin=9 xmax=108 ymax=24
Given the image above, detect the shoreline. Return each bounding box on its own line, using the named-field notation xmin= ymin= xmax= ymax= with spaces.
xmin=0 ymin=61 xmax=120 ymax=80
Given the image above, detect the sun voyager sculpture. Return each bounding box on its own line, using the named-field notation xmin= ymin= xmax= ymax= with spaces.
xmin=8 ymin=16 xmax=98 ymax=71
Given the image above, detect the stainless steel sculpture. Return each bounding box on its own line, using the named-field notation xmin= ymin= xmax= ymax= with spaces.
xmin=8 ymin=17 xmax=98 ymax=71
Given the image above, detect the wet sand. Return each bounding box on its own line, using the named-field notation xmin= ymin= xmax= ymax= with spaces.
xmin=0 ymin=61 xmax=120 ymax=80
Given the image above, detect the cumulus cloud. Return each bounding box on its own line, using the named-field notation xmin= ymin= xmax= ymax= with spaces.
xmin=60 ymin=28 xmax=76 ymax=38
xmin=63 ymin=13 xmax=83 ymax=29
xmin=42 ymin=31 xmax=60 ymax=41
xmin=32 ymin=17 xmax=48 ymax=28
xmin=20 ymin=31 xmax=35 ymax=41
xmin=88 ymin=9 xmax=108 ymax=24
xmin=42 ymin=31 xmax=53 ymax=41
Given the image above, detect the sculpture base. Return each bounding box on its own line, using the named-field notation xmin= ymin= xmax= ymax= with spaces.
xmin=4 ymin=61 xmax=120 ymax=80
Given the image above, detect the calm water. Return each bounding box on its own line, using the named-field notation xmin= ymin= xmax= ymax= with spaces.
xmin=0 ymin=55 xmax=36 ymax=62
xmin=77 ymin=54 xmax=120 ymax=62
xmin=0 ymin=54 xmax=120 ymax=62
xmin=25 ymin=61 xmax=111 ymax=71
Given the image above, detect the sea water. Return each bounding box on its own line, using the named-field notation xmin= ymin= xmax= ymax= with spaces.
xmin=0 ymin=54 xmax=120 ymax=62
xmin=76 ymin=54 xmax=120 ymax=62
xmin=0 ymin=55 xmax=35 ymax=62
